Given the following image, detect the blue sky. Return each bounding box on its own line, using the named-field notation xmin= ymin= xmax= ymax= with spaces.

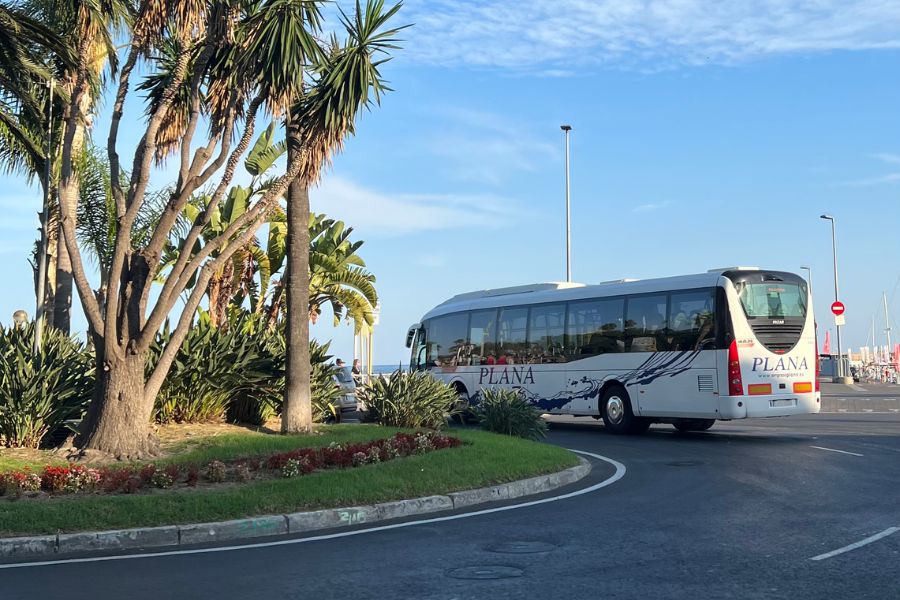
xmin=2 ymin=0 xmax=900 ymax=365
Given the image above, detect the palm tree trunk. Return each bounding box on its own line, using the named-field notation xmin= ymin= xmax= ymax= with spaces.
xmin=53 ymin=225 xmax=73 ymax=333
xmin=282 ymin=111 xmax=312 ymax=434
xmin=53 ymin=87 xmax=92 ymax=335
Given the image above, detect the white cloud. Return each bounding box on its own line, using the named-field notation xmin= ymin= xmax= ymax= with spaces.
xmin=839 ymin=173 xmax=900 ymax=186
xmin=632 ymin=200 xmax=672 ymax=213
xmin=413 ymin=254 xmax=448 ymax=268
xmin=423 ymin=106 xmax=559 ymax=186
xmin=871 ymin=153 xmax=900 ymax=165
xmin=310 ymin=176 xmax=518 ymax=237
xmin=400 ymin=1 xmax=900 ymax=71
xmin=838 ymin=153 xmax=900 ymax=185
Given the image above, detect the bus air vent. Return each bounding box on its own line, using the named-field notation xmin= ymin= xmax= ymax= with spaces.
xmin=749 ymin=323 xmax=804 ymax=353
xmin=697 ymin=375 xmax=714 ymax=392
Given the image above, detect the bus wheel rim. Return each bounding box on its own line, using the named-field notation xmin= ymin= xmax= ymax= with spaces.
xmin=606 ymin=396 xmax=625 ymax=424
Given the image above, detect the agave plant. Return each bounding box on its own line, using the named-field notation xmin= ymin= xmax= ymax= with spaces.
xmin=0 ymin=323 xmax=93 ymax=448
xmin=474 ymin=388 xmax=548 ymax=441
xmin=149 ymin=311 xmax=275 ymax=424
xmin=228 ymin=331 xmax=343 ymax=426
xmin=358 ymin=370 xmax=459 ymax=430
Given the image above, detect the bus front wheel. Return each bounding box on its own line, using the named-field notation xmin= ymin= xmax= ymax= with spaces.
xmin=600 ymin=385 xmax=649 ymax=434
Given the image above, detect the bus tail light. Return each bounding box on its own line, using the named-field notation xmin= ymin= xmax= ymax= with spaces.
xmin=728 ymin=339 xmax=743 ymax=396
xmin=748 ymin=383 xmax=772 ymax=395
xmin=793 ymin=382 xmax=813 ymax=393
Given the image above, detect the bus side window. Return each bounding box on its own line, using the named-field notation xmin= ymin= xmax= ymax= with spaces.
xmin=469 ymin=309 xmax=498 ymax=366
xmin=527 ymin=303 xmax=566 ymax=363
xmin=566 ymin=298 xmax=624 ymax=358
xmin=427 ymin=313 xmax=469 ymax=367
xmin=497 ymin=307 xmax=528 ymax=364
xmin=669 ymin=289 xmax=716 ymax=351
xmin=625 ymin=294 xmax=669 ymax=352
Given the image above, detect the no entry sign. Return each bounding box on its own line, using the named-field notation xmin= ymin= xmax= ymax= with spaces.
xmin=831 ymin=301 xmax=845 ymax=316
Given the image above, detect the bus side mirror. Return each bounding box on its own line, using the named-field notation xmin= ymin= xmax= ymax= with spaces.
xmin=405 ymin=323 xmax=421 ymax=348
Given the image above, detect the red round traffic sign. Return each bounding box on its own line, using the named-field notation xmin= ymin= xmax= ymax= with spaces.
xmin=831 ymin=301 xmax=845 ymax=316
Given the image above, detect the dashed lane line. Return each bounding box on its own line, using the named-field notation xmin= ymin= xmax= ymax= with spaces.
xmin=811 ymin=527 xmax=900 ymax=561
xmin=810 ymin=445 xmax=864 ymax=457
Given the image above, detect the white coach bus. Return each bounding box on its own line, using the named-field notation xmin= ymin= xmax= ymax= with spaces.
xmin=405 ymin=268 xmax=820 ymax=433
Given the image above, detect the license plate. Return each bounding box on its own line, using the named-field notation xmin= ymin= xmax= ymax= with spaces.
xmin=770 ymin=399 xmax=796 ymax=408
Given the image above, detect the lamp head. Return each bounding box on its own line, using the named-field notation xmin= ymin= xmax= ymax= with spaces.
xmin=820 ymin=214 xmax=833 ymax=220
xmin=560 ymin=125 xmax=572 ymax=131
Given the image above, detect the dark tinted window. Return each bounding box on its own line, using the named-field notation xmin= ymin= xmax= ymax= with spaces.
xmin=425 ymin=313 xmax=469 ymax=367
xmin=527 ymin=304 xmax=567 ymax=363
xmin=468 ymin=309 xmax=498 ymax=366
xmin=625 ymin=295 xmax=669 ymax=352
xmin=496 ymin=307 xmax=528 ymax=364
xmin=669 ymin=289 xmax=716 ymax=350
xmin=566 ymin=298 xmax=624 ymax=357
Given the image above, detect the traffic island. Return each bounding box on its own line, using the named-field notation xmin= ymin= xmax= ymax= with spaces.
xmin=0 ymin=425 xmax=584 ymax=558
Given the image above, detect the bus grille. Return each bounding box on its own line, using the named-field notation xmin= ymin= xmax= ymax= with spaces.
xmin=750 ymin=324 xmax=804 ymax=353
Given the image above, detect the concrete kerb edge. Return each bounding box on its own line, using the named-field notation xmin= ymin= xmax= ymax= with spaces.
xmin=0 ymin=457 xmax=591 ymax=558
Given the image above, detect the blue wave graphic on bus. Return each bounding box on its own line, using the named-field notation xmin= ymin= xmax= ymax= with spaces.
xmin=470 ymin=351 xmax=704 ymax=412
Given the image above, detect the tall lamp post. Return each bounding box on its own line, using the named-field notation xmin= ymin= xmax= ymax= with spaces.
xmin=560 ymin=125 xmax=572 ymax=283
xmin=820 ymin=214 xmax=846 ymax=382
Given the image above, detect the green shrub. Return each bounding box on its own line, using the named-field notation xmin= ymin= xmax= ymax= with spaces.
xmin=474 ymin=388 xmax=548 ymax=441
xmin=227 ymin=330 xmax=342 ymax=426
xmin=0 ymin=323 xmax=94 ymax=448
xmin=358 ymin=370 xmax=459 ymax=429
xmin=150 ymin=312 xmax=274 ymax=424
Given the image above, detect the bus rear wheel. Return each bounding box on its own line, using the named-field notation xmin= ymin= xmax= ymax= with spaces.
xmin=600 ymin=385 xmax=650 ymax=434
xmin=673 ymin=419 xmax=715 ymax=432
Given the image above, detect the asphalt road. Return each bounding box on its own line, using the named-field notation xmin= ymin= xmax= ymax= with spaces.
xmin=820 ymin=380 xmax=900 ymax=412
xmin=3 ymin=414 xmax=899 ymax=599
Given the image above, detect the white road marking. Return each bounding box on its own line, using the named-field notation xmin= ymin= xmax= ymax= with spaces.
xmin=0 ymin=449 xmax=625 ymax=570
xmin=837 ymin=409 xmax=848 ymax=412
xmin=810 ymin=445 xmax=864 ymax=457
xmin=849 ymin=384 xmax=868 ymax=392
xmin=810 ymin=527 xmax=900 ymax=561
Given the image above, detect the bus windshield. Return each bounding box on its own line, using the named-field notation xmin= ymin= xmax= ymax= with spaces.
xmin=736 ymin=282 xmax=807 ymax=318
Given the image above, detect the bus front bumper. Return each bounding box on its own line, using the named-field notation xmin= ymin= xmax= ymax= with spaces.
xmin=719 ymin=392 xmax=820 ymax=419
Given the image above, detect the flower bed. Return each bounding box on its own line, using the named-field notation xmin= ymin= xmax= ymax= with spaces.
xmin=0 ymin=432 xmax=462 ymax=499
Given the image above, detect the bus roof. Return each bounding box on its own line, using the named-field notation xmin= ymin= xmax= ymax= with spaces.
xmin=420 ymin=269 xmax=761 ymax=321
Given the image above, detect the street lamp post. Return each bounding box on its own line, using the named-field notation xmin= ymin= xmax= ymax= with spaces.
xmin=560 ymin=125 xmax=572 ymax=283
xmin=820 ymin=215 xmax=846 ymax=382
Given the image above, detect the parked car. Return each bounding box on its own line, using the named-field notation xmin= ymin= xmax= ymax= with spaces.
xmin=333 ymin=366 xmax=358 ymax=412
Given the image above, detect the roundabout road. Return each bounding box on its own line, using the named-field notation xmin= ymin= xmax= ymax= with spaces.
xmin=2 ymin=414 xmax=899 ymax=599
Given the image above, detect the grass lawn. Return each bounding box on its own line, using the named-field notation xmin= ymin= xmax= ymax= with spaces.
xmin=0 ymin=425 xmax=578 ymax=536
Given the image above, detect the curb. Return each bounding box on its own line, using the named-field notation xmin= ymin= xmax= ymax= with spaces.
xmin=0 ymin=457 xmax=591 ymax=559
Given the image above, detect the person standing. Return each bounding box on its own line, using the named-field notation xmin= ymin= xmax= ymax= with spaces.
xmin=351 ymin=358 xmax=362 ymax=384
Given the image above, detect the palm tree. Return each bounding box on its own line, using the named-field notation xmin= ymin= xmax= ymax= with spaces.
xmin=308 ymin=214 xmax=377 ymax=331
xmin=2 ymin=0 xmax=128 ymax=335
xmin=0 ymin=2 xmax=74 ymax=336
xmin=0 ymin=2 xmax=68 ymax=172
xmin=281 ymin=0 xmax=406 ymax=433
